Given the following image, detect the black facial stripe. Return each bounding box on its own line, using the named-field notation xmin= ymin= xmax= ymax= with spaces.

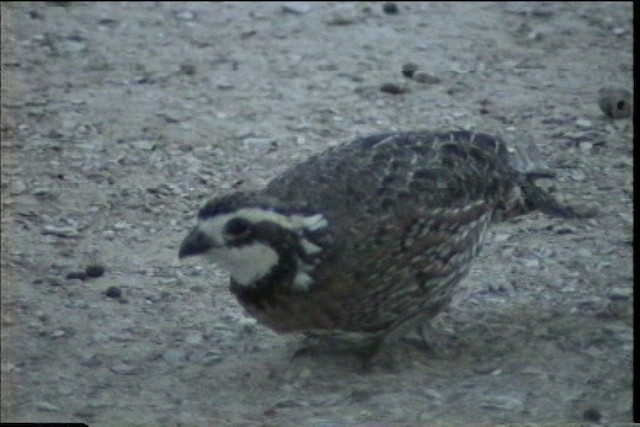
xmin=225 ymin=217 xmax=251 ymax=235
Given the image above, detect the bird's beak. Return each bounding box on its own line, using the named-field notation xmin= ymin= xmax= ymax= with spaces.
xmin=178 ymin=226 xmax=215 ymax=259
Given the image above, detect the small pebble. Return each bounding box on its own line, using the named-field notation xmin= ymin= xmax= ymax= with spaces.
xmin=36 ymin=401 xmax=60 ymax=412
xmin=42 ymin=225 xmax=79 ymax=238
xmin=113 ymin=221 xmax=130 ymax=230
xmin=569 ymin=169 xmax=586 ymax=181
xmin=32 ymin=187 xmax=52 ymax=196
xmin=97 ymin=18 xmax=119 ymax=29
xmin=583 ymin=407 xmax=602 ymax=423
xmin=179 ymin=63 xmax=196 ymax=75
xmin=282 ymin=2 xmax=312 ymax=14
xmin=379 ymin=82 xmax=407 ymax=95
xmin=110 ymin=362 xmax=136 ymax=375
xmin=480 ymin=395 xmax=523 ymax=411
xmin=575 ymin=118 xmax=592 ymax=128
xmin=51 ymin=329 xmax=66 ymax=338
xmin=185 ymin=331 xmax=203 ymax=345
xmin=382 ymin=2 xmax=399 ymax=14
xmin=413 ymin=71 xmax=441 ymax=84
xmin=608 ymin=286 xmax=632 ymax=301
xmin=86 ymin=264 xmax=105 ymax=278
xmin=80 ymin=354 xmax=102 ymax=368
xmin=38 ymin=277 xmax=62 ymax=287
xmin=66 ymin=271 xmax=87 ymax=281
xmin=105 ymin=286 xmax=122 ymax=299
xmin=327 ymin=10 xmax=356 ymax=26
xmin=612 ymin=27 xmax=626 ymax=36
xmin=175 ymin=11 xmax=195 ymax=21
xmin=74 ymin=408 xmax=97 ymax=420
xmin=401 ymin=62 xmax=418 ymax=78
xmin=520 ymin=258 xmax=540 ymax=269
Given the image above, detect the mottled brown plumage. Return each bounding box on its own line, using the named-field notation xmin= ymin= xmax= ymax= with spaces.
xmin=179 ymin=130 xmax=576 ymax=344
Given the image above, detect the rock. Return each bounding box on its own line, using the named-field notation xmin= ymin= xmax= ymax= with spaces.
xmin=80 ymin=354 xmax=103 ymax=368
xmin=113 ymin=221 xmax=130 ymax=231
xmin=379 ymin=83 xmax=408 ymax=95
xmin=382 ymin=2 xmax=399 ymax=14
xmin=492 ymin=233 xmax=512 ymax=243
xmin=130 ymin=140 xmax=156 ymax=151
xmin=104 ymin=286 xmax=122 ymax=299
xmin=179 ymin=63 xmax=196 ymax=75
xmin=175 ymin=10 xmax=195 ymax=21
xmin=578 ymin=141 xmax=593 ymax=152
xmin=85 ymin=264 xmax=105 ymax=278
xmin=569 ymin=169 xmax=586 ymax=181
xmin=66 ymin=271 xmax=87 ymax=280
xmin=32 ymin=187 xmax=52 ymax=196
xmin=520 ymin=258 xmax=540 ymax=269
xmin=551 ymin=224 xmax=577 ymax=235
xmin=575 ymin=118 xmax=592 ymax=128
xmin=36 ymin=401 xmax=60 ymax=412
xmin=413 ymin=71 xmax=441 ymax=84
xmin=612 ymin=27 xmax=626 ymax=36
xmin=583 ymin=407 xmax=602 ymax=422
xmin=243 ymin=137 xmax=277 ymax=151
xmin=282 ymin=2 xmax=312 ymax=14
xmin=473 ymin=360 xmax=501 ymax=374
xmin=42 ymin=225 xmax=80 ymax=238
xmin=33 ymin=277 xmax=63 ymax=287
xmin=598 ymin=87 xmax=632 ymax=119
xmin=97 ymin=18 xmax=120 ymax=29
xmin=185 ymin=331 xmax=203 ymax=345
xmin=568 ymin=203 xmax=598 ymax=218
xmin=110 ymin=362 xmax=136 ymax=375
xmin=481 ymin=395 xmax=523 ymax=410
xmin=327 ymin=7 xmax=358 ymax=26
xmin=51 ymin=329 xmax=66 ymax=338
xmin=401 ymin=62 xmax=418 ymax=78
xmin=608 ymin=286 xmax=632 ymax=301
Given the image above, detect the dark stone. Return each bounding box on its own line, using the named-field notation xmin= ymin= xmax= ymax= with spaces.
xmin=379 ymin=83 xmax=407 ymax=95
xmin=66 ymin=271 xmax=87 ymax=281
xmin=583 ymin=407 xmax=601 ymax=423
xmin=85 ymin=264 xmax=105 ymax=278
xmin=105 ymin=286 xmax=122 ymax=299
xmin=383 ymin=3 xmax=399 ymax=14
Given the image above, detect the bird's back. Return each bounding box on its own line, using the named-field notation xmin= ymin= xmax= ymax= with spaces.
xmin=264 ymin=130 xmax=522 ymax=231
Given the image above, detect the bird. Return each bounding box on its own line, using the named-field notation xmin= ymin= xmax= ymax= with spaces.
xmin=179 ymin=129 xmax=578 ymax=354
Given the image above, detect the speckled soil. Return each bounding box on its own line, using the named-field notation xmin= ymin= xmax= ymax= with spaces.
xmin=1 ymin=2 xmax=633 ymax=425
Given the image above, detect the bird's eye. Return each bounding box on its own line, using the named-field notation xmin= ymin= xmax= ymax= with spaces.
xmin=225 ymin=217 xmax=251 ymax=236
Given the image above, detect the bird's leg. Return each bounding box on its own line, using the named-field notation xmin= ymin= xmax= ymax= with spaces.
xmin=399 ymin=322 xmax=437 ymax=353
xmin=290 ymin=330 xmax=387 ymax=370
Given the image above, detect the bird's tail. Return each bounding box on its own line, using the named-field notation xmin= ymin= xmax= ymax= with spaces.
xmin=519 ymin=178 xmax=578 ymax=218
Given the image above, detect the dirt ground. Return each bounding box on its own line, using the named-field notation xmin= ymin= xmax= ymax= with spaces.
xmin=1 ymin=2 xmax=633 ymax=425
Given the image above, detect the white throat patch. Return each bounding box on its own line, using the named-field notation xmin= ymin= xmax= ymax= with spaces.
xmin=207 ymin=242 xmax=279 ymax=286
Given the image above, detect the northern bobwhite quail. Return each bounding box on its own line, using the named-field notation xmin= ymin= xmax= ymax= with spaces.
xmin=179 ymin=130 xmax=577 ymax=346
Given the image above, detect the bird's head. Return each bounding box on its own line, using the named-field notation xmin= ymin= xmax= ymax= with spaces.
xmin=179 ymin=193 xmax=328 ymax=291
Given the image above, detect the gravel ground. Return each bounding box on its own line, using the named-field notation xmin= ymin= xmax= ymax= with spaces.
xmin=1 ymin=2 xmax=633 ymax=425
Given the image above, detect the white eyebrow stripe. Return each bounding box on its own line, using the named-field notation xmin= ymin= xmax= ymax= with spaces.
xmin=232 ymin=208 xmax=328 ymax=232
